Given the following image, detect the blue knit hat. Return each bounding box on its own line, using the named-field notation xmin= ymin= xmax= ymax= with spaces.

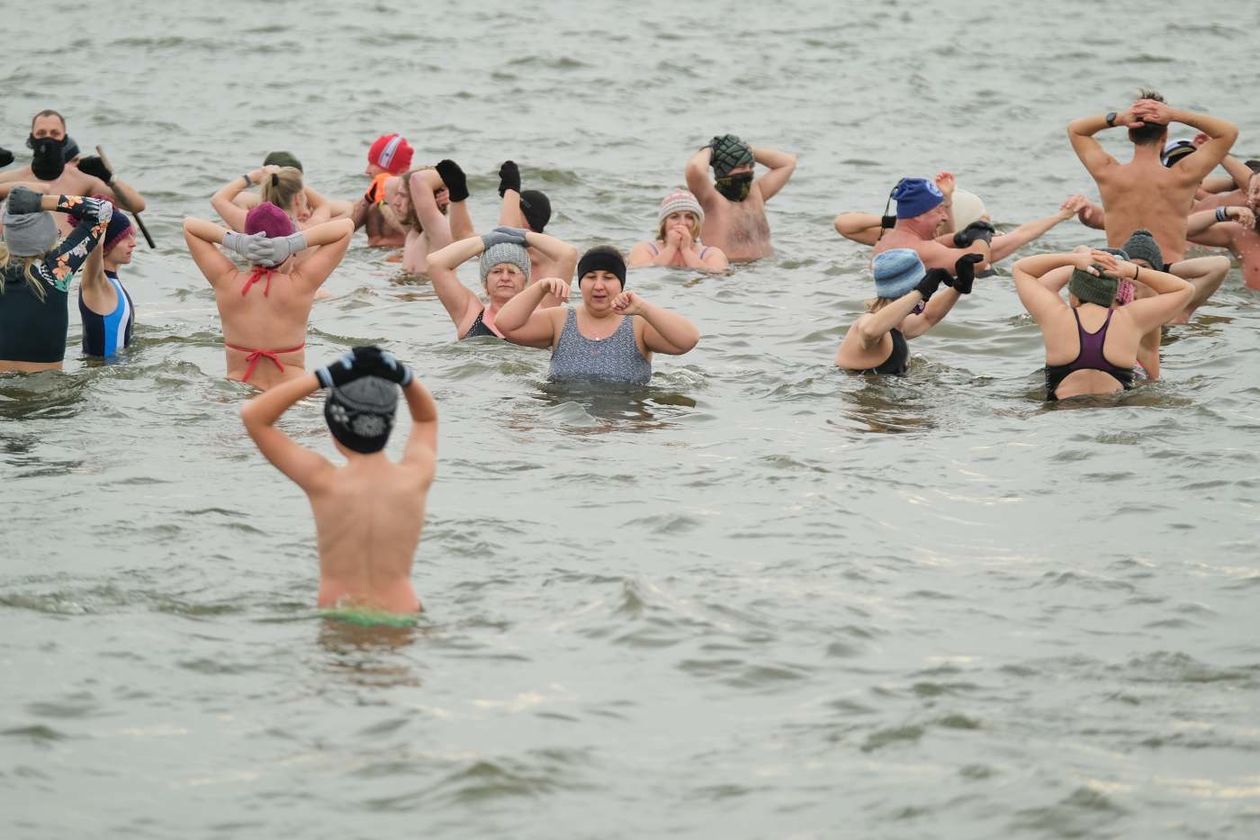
xmin=872 ymin=249 xmax=926 ymax=298
xmin=891 ymin=178 xmax=944 ymax=219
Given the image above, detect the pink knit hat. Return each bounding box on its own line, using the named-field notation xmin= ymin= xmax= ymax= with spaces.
xmin=658 ymin=188 xmax=704 ymax=225
xmin=244 ymin=202 xmax=294 ymax=238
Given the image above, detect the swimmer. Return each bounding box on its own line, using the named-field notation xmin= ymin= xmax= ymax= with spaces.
xmin=383 ymin=160 xmax=476 ymax=275
xmin=870 ymin=177 xmax=992 ymax=271
xmin=79 ymin=207 xmax=139 ymax=359
xmin=684 ymin=134 xmax=796 ymax=262
xmin=212 ymin=165 xmax=315 ymax=231
xmin=627 ymin=188 xmax=729 ymax=272
xmin=1067 ymin=90 xmax=1236 ymax=311
xmin=0 ymin=187 xmax=111 ymax=373
xmin=426 ymin=227 xmax=577 ymax=339
xmin=183 ymin=205 xmax=353 ymax=389
xmin=1187 ymin=170 xmax=1260 ymax=290
xmin=496 ymin=160 xmax=577 ymax=281
xmin=0 ymin=110 xmax=146 ymax=231
xmin=1013 ymin=249 xmax=1192 ymax=401
xmin=834 ymin=249 xmax=982 ymax=375
xmin=496 ymin=245 xmax=700 ymax=385
xmin=350 ymin=133 xmax=414 ymax=247
xmin=240 ymin=346 xmax=437 ymax=615
xmin=229 ymin=152 xmax=353 ymax=222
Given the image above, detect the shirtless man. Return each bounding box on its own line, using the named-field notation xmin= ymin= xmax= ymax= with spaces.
xmin=1187 ymin=165 xmax=1260 ymax=290
xmin=870 ymin=177 xmax=991 ymax=270
xmin=496 ymin=160 xmax=577 ymax=281
xmin=384 ymin=160 xmax=476 ymax=275
xmin=0 ymin=110 xmax=146 ymax=231
xmin=1067 ymin=90 xmax=1237 ymax=315
xmin=685 ymin=134 xmax=796 ymax=262
xmin=183 ymin=206 xmax=354 ymax=389
xmin=350 ymin=133 xmax=413 ymax=247
xmin=240 ymin=346 xmax=437 ymax=614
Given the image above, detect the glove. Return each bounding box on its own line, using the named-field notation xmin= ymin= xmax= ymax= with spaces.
xmin=946 ymin=253 xmax=984 ymax=295
xmin=952 ymin=220 xmax=996 ymax=248
xmin=436 ymin=159 xmax=469 ymax=202
xmin=6 ymin=185 xmax=43 ymax=214
xmin=915 ymin=268 xmax=949 ymax=300
xmin=249 ymin=232 xmax=307 ymax=267
xmin=0 ymin=146 xmax=13 ymax=168
xmin=481 ymin=226 xmax=527 ymax=249
xmin=351 ymin=346 xmax=413 ymax=386
xmin=314 ymin=350 xmax=359 ymax=388
xmin=498 ymin=160 xmax=520 ymax=197
xmin=77 ymin=155 xmax=113 ymax=184
xmin=82 ymin=196 xmax=113 ymax=224
xmin=222 ymin=230 xmax=266 ymax=259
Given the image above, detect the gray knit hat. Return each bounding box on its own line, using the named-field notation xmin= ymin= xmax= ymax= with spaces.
xmin=2 ymin=206 xmax=58 ymax=257
xmin=1121 ymin=229 xmax=1163 ymax=268
xmin=479 ymin=242 xmax=531 ymax=283
xmin=1069 ymin=267 xmax=1118 ymax=307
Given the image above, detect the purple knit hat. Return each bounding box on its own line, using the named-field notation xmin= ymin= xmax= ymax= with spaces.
xmin=244 ymin=202 xmax=294 ymax=238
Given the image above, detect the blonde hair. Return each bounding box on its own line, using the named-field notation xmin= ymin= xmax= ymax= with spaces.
xmin=260 ymin=167 xmax=304 ymax=213
xmin=863 ymin=297 xmax=895 ymax=314
xmin=656 ymin=211 xmax=702 ymax=243
xmin=0 ymin=242 xmax=46 ymax=301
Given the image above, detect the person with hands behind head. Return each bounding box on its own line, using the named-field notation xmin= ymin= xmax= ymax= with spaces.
xmin=684 ymin=134 xmax=796 ymax=262
xmin=496 ymin=245 xmax=700 ymax=386
xmin=382 ymin=160 xmax=475 ymax=276
xmin=1 ymin=187 xmax=111 ymax=372
xmin=78 ymin=207 xmax=140 ymax=359
xmin=425 ymin=225 xmax=576 ymax=340
xmin=183 ymin=205 xmax=354 ymax=389
xmin=628 ymin=188 xmax=729 ymax=272
xmin=496 ymin=160 xmax=575 ymax=282
xmin=834 ymin=249 xmax=982 ymax=375
xmin=240 ymin=346 xmax=437 ymax=616
xmin=1013 ymin=248 xmax=1193 ymax=401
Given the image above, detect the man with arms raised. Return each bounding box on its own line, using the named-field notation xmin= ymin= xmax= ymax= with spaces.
xmin=871 ymin=176 xmax=992 ymax=270
xmin=240 ymin=346 xmax=437 ymax=615
xmin=684 ymin=134 xmax=796 ymax=261
xmin=1068 ymin=90 xmax=1237 ymax=316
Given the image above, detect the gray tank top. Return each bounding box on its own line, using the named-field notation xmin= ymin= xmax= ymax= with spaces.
xmin=549 ymin=309 xmax=651 ymax=385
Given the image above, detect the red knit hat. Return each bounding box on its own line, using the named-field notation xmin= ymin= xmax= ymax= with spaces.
xmin=367 ymin=133 xmax=414 ymax=175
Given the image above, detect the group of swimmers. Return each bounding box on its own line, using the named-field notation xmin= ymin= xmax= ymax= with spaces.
xmin=2 ymin=89 xmax=1258 ymax=614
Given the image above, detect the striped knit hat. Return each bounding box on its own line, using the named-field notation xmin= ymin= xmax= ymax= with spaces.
xmin=658 ymin=189 xmax=704 ymax=225
xmin=367 ymin=133 xmax=414 ymax=175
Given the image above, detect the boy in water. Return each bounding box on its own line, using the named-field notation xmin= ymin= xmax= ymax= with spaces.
xmin=240 ymin=346 xmax=437 ymax=614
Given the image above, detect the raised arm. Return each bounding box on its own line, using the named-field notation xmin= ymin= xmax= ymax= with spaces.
xmin=400 ymin=376 xmax=439 ymax=471
xmin=211 ymin=168 xmax=269 ymax=232
xmin=435 ymin=160 xmax=475 ymax=242
xmin=496 ymin=279 xmax=566 ymax=348
xmin=1134 ymin=99 xmax=1238 ymax=184
xmin=287 ymin=218 xmax=355 ymax=287
xmin=615 ymin=293 xmax=700 ymax=355
xmin=524 ymin=230 xmax=578 ymax=272
xmin=988 ymin=195 xmax=1089 ymax=262
xmin=685 ymin=146 xmax=719 ymax=206
xmin=1012 ymin=251 xmax=1096 ymax=326
xmin=30 ymin=193 xmax=112 ymax=290
xmin=833 ymin=212 xmax=883 ymax=246
xmin=1067 ymin=111 xmax=1126 ymax=178
xmin=425 ymin=235 xmax=488 ymax=330
xmin=852 ymin=290 xmax=926 ymax=350
xmin=74 ymin=155 xmax=146 ymax=212
xmin=752 ymin=146 xmax=796 ymax=202
xmin=1121 ymin=264 xmax=1194 ymax=332
xmin=181 ymin=217 xmax=241 ymax=287
xmin=240 ymin=372 xmax=334 ymax=492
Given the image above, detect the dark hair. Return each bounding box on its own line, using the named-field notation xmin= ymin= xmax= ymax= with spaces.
xmin=30 ymin=109 xmax=66 ymax=133
xmin=1128 ymin=88 xmax=1166 ymax=146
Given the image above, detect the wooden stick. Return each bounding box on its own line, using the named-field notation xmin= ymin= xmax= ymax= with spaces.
xmin=95 ymin=145 xmax=155 ymax=249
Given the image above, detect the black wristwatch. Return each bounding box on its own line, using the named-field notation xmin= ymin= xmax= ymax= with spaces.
xmin=1105 ymin=111 xmax=1118 ymax=127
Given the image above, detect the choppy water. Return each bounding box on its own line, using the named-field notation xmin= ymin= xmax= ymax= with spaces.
xmin=4 ymin=1 xmax=1260 ymax=837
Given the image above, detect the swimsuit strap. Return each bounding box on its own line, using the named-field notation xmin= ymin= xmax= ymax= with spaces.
xmin=241 ymin=267 xmax=276 ymax=297
xmin=224 ymin=341 xmax=306 ymax=382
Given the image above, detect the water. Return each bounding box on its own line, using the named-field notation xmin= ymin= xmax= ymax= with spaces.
xmin=3 ymin=1 xmax=1260 ymax=837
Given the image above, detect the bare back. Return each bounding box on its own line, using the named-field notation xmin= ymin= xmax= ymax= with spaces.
xmin=214 ymin=267 xmax=319 ymax=388
xmin=308 ymin=456 xmax=433 ymax=613
xmin=1098 ymin=159 xmax=1196 ymax=263
xmin=700 ymin=188 xmax=772 ymax=261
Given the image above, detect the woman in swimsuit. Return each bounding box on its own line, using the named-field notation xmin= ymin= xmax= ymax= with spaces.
xmin=495 ymin=245 xmax=700 ymax=385
xmin=627 ymin=188 xmax=728 ymax=272
xmin=1012 ymin=249 xmax=1193 ymax=401
xmin=183 ymin=203 xmax=353 ymax=390
xmin=1 ymin=187 xmax=110 ymax=373
xmin=79 ymin=207 xmax=138 ymax=359
xmin=835 ymin=248 xmax=980 ymax=375
xmin=426 ymin=227 xmax=577 ymax=340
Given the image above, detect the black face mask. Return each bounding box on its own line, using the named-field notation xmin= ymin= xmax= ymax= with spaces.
xmin=26 ymin=134 xmax=67 ymax=181
xmin=715 ymin=172 xmax=753 ymax=202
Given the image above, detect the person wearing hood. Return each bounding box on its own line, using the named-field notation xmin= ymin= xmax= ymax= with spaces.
xmin=683 ymin=134 xmax=795 ymax=262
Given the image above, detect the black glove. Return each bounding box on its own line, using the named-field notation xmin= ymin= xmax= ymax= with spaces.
xmin=946 ymin=253 xmax=984 ymax=295
xmin=498 ymin=160 xmax=521 ymax=197
xmin=436 ymin=159 xmax=468 ymax=202
xmin=952 ymin=220 xmax=996 ymax=248
xmin=352 ymin=346 xmax=413 ymax=386
xmin=76 ymin=155 xmax=113 ymax=184
xmin=0 ymin=146 xmax=13 ymax=168
xmin=915 ymin=268 xmax=949 ymax=301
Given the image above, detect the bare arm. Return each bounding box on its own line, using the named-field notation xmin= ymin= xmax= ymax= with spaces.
xmin=496 ymin=279 xmax=566 ymax=348
xmin=1076 ymin=200 xmax=1106 ymax=230
xmin=833 ymin=212 xmax=883 ymax=246
xmin=182 ymin=217 xmax=238 ymax=288
xmin=622 ymin=295 xmax=700 ymax=355
xmin=400 ymin=377 xmax=439 ymax=470
xmin=854 ymin=290 xmax=926 ymax=349
xmin=751 ymin=146 xmax=796 ymax=202
xmin=1124 ymin=265 xmax=1194 ymax=331
xmin=292 ymin=218 xmax=355 ymax=287
xmin=900 ymin=287 xmax=962 ymax=339
xmin=988 ymin=196 xmax=1088 ymax=263
xmin=1067 ymin=111 xmax=1125 ymax=178
xmin=498 ymin=189 xmax=526 ymax=227
xmin=1139 ymin=100 xmax=1238 ymax=184
xmin=107 ymin=177 xmax=146 ymax=213
xmin=1012 ymin=253 xmax=1078 ymax=327
xmin=240 ymin=373 xmax=335 ymax=493
xmin=426 ymin=235 xmax=486 ymax=329
xmin=1221 ymin=155 xmax=1256 ymax=191
xmin=523 ymin=230 xmax=577 ymax=267
xmin=1186 ymin=207 xmax=1252 ymax=247
xmin=685 ymin=146 xmax=719 ymax=207
xmin=211 ymin=169 xmax=264 ymax=232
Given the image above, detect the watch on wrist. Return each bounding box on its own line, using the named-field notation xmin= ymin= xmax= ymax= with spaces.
xmin=1105 ymin=111 xmax=1118 ymax=127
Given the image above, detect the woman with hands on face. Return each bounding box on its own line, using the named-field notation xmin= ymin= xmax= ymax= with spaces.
xmin=835 ymin=249 xmax=983 ymax=375
xmin=495 ymin=245 xmax=700 ymax=385
xmin=1012 ymin=248 xmax=1193 ymax=401
xmin=627 ymin=188 xmax=728 ymax=272
xmin=425 ymin=226 xmax=577 ymax=340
